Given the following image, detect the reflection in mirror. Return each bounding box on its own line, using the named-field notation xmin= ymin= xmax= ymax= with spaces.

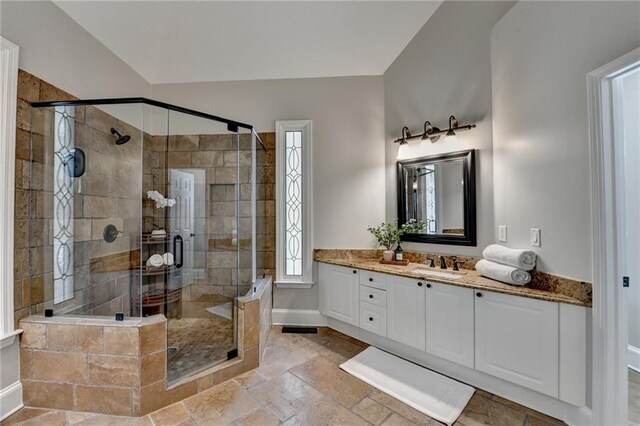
xmin=404 ymin=161 xmax=464 ymax=235
xmin=397 ymin=150 xmax=476 ymax=246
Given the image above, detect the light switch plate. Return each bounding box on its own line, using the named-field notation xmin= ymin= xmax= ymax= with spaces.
xmin=498 ymin=226 xmax=507 ymax=243
xmin=531 ymin=228 xmax=541 ymax=247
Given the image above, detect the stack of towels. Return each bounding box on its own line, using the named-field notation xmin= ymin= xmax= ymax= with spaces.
xmin=146 ymin=253 xmax=174 ymax=268
xmin=476 ymin=244 xmax=536 ymax=286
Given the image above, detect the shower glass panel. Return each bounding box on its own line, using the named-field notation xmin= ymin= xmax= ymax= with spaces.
xmin=29 ymin=98 xmax=264 ymax=385
xmin=164 ymin=109 xmax=241 ymax=383
xmin=29 ymin=103 xmax=144 ymax=317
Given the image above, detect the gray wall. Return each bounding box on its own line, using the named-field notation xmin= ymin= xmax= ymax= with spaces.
xmin=491 ymin=1 xmax=640 ymax=280
xmin=0 ymin=0 xmax=151 ymax=98
xmin=384 ymin=1 xmax=515 ymax=257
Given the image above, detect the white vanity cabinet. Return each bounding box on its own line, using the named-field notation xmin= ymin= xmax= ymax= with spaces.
xmin=317 ymin=263 xmax=587 ymax=409
xmin=387 ymin=275 xmax=426 ymax=351
xmin=318 ymin=263 xmax=359 ymax=326
xmin=425 ymin=282 xmax=475 ymax=369
xmin=474 ymin=290 xmax=559 ymax=398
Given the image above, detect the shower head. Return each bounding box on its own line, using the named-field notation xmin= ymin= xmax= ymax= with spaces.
xmin=110 ymin=128 xmax=131 ymax=145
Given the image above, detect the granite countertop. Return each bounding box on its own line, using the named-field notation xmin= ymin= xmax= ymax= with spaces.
xmin=316 ymin=257 xmax=590 ymax=307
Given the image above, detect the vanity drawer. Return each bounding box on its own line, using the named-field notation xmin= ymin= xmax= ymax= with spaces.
xmin=360 ymin=301 xmax=387 ymax=337
xmin=359 ymin=271 xmax=387 ymax=290
xmin=359 ymin=285 xmax=387 ymax=307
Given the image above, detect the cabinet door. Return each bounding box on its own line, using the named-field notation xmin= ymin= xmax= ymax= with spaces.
xmin=425 ymin=282 xmax=475 ymax=369
xmin=387 ymin=275 xmax=426 ymax=351
xmin=475 ymin=290 xmax=559 ymax=398
xmin=319 ymin=264 xmax=359 ymax=326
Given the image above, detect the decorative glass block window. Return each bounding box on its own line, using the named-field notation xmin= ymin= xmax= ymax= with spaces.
xmin=276 ymin=121 xmax=313 ymax=286
xmin=53 ymin=106 xmax=75 ymax=304
xmin=285 ymin=130 xmax=303 ymax=276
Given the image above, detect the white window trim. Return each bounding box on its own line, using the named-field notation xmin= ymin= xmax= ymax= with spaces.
xmin=0 ymin=37 xmax=20 ymax=344
xmin=275 ymin=120 xmax=313 ymax=288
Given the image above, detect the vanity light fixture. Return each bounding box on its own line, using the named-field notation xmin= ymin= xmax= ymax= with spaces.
xmin=422 ymin=121 xmax=442 ymax=143
xmin=398 ymin=126 xmax=411 ymax=145
xmin=393 ymin=115 xmax=476 ymax=145
xmin=445 ymin=115 xmax=476 ymax=137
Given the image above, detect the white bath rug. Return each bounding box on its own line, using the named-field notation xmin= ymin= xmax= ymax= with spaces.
xmin=340 ymin=346 xmax=474 ymax=426
xmin=206 ymin=302 xmax=232 ymax=320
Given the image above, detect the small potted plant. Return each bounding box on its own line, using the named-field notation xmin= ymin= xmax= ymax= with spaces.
xmin=367 ymin=219 xmax=425 ymax=261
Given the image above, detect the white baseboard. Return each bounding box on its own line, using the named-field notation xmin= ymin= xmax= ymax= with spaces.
xmin=0 ymin=381 xmax=23 ymax=421
xmin=272 ymin=309 xmax=328 ymax=326
xmin=629 ymin=345 xmax=640 ymax=372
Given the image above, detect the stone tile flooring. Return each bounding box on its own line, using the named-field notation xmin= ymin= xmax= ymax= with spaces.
xmin=167 ymin=316 xmax=235 ymax=383
xmin=3 ymin=326 xmax=567 ymax=426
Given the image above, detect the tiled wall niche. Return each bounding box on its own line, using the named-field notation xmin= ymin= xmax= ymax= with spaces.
xmin=18 ymin=278 xmax=272 ymax=416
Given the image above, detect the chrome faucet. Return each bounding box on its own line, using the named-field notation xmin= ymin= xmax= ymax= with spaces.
xmin=439 ymin=255 xmax=447 ymax=270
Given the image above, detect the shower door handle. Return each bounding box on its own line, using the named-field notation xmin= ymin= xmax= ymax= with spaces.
xmin=173 ymin=235 xmax=184 ymax=269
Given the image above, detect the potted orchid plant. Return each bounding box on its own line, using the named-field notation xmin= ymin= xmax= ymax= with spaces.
xmin=367 ymin=219 xmax=426 ymax=261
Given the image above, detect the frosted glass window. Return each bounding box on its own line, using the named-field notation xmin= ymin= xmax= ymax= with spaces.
xmin=53 ymin=106 xmax=75 ymax=304
xmin=285 ymin=130 xmax=303 ymax=276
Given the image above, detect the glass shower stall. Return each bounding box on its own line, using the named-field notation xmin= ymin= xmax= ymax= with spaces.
xmin=28 ymin=98 xmax=267 ymax=384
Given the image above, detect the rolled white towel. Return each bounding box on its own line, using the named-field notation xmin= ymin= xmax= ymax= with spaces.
xmin=482 ymin=244 xmax=536 ymax=271
xmin=162 ymin=252 xmax=174 ymax=266
xmin=146 ymin=254 xmax=164 ymax=268
xmin=476 ymin=259 xmax=531 ymax=286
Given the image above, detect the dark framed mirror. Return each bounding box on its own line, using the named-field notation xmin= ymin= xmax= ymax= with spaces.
xmin=397 ymin=149 xmax=476 ymax=246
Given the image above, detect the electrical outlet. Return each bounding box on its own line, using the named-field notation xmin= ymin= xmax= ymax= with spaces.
xmin=498 ymin=226 xmax=507 ymax=243
xmin=531 ymin=228 xmax=541 ymax=247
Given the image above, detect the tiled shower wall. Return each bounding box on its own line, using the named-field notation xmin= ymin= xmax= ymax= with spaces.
xmin=14 ymin=70 xmax=141 ymax=320
xmin=144 ymin=133 xmax=276 ymax=307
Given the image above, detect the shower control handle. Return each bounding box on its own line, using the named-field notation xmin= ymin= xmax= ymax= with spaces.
xmin=173 ymin=235 xmax=184 ymax=269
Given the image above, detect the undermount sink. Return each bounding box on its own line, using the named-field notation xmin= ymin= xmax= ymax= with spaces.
xmin=411 ymin=268 xmax=465 ymax=280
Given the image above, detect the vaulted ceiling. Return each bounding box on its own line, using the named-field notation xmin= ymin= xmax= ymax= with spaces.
xmin=53 ymin=1 xmax=442 ymax=84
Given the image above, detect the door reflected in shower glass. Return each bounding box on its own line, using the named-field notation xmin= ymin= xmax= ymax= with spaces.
xmin=163 ymin=110 xmax=241 ymax=384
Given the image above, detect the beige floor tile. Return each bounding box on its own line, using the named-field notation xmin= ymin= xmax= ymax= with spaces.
xmin=381 ymin=412 xmax=437 ymax=426
xmin=266 ymin=330 xmax=314 ymax=352
xmin=304 ymin=336 xmax=364 ymax=363
xmin=233 ymin=369 xmax=268 ymax=390
xmin=255 ymin=344 xmax=318 ymax=380
xmin=248 ymin=371 xmax=324 ymax=421
xmin=290 ymin=355 xmax=373 ymax=408
xmin=489 ymin=395 xmax=564 ymax=425
xmin=456 ymin=394 xmax=525 ymax=426
xmin=11 ymin=410 xmax=67 ymax=426
xmin=281 ymin=397 xmax=369 ymax=426
xmin=231 ymin=408 xmax=281 ymax=426
xmin=182 ymin=380 xmax=260 ymax=424
xmin=0 ymin=407 xmax=51 ymax=425
xmin=67 ymin=412 xmax=153 ymax=426
xmin=526 ymin=414 xmax=565 ymax=426
xmin=148 ymin=402 xmax=192 ymax=426
xmin=351 ymin=397 xmax=393 ymax=425
xmin=368 ymin=389 xmax=440 ymax=426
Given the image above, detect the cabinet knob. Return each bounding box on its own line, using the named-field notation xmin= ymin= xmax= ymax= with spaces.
xmin=426 ymin=283 xmax=431 ymax=288
xmin=352 ymin=270 xmax=357 ymax=274
xmin=369 ymin=294 xmax=374 ymax=299
xmin=476 ymin=292 xmax=483 ymax=298
xmin=369 ymin=277 xmax=373 ymax=282
xmin=417 ymin=282 xmax=423 ymax=287
xmin=369 ymin=317 xmax=373 ymax=322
